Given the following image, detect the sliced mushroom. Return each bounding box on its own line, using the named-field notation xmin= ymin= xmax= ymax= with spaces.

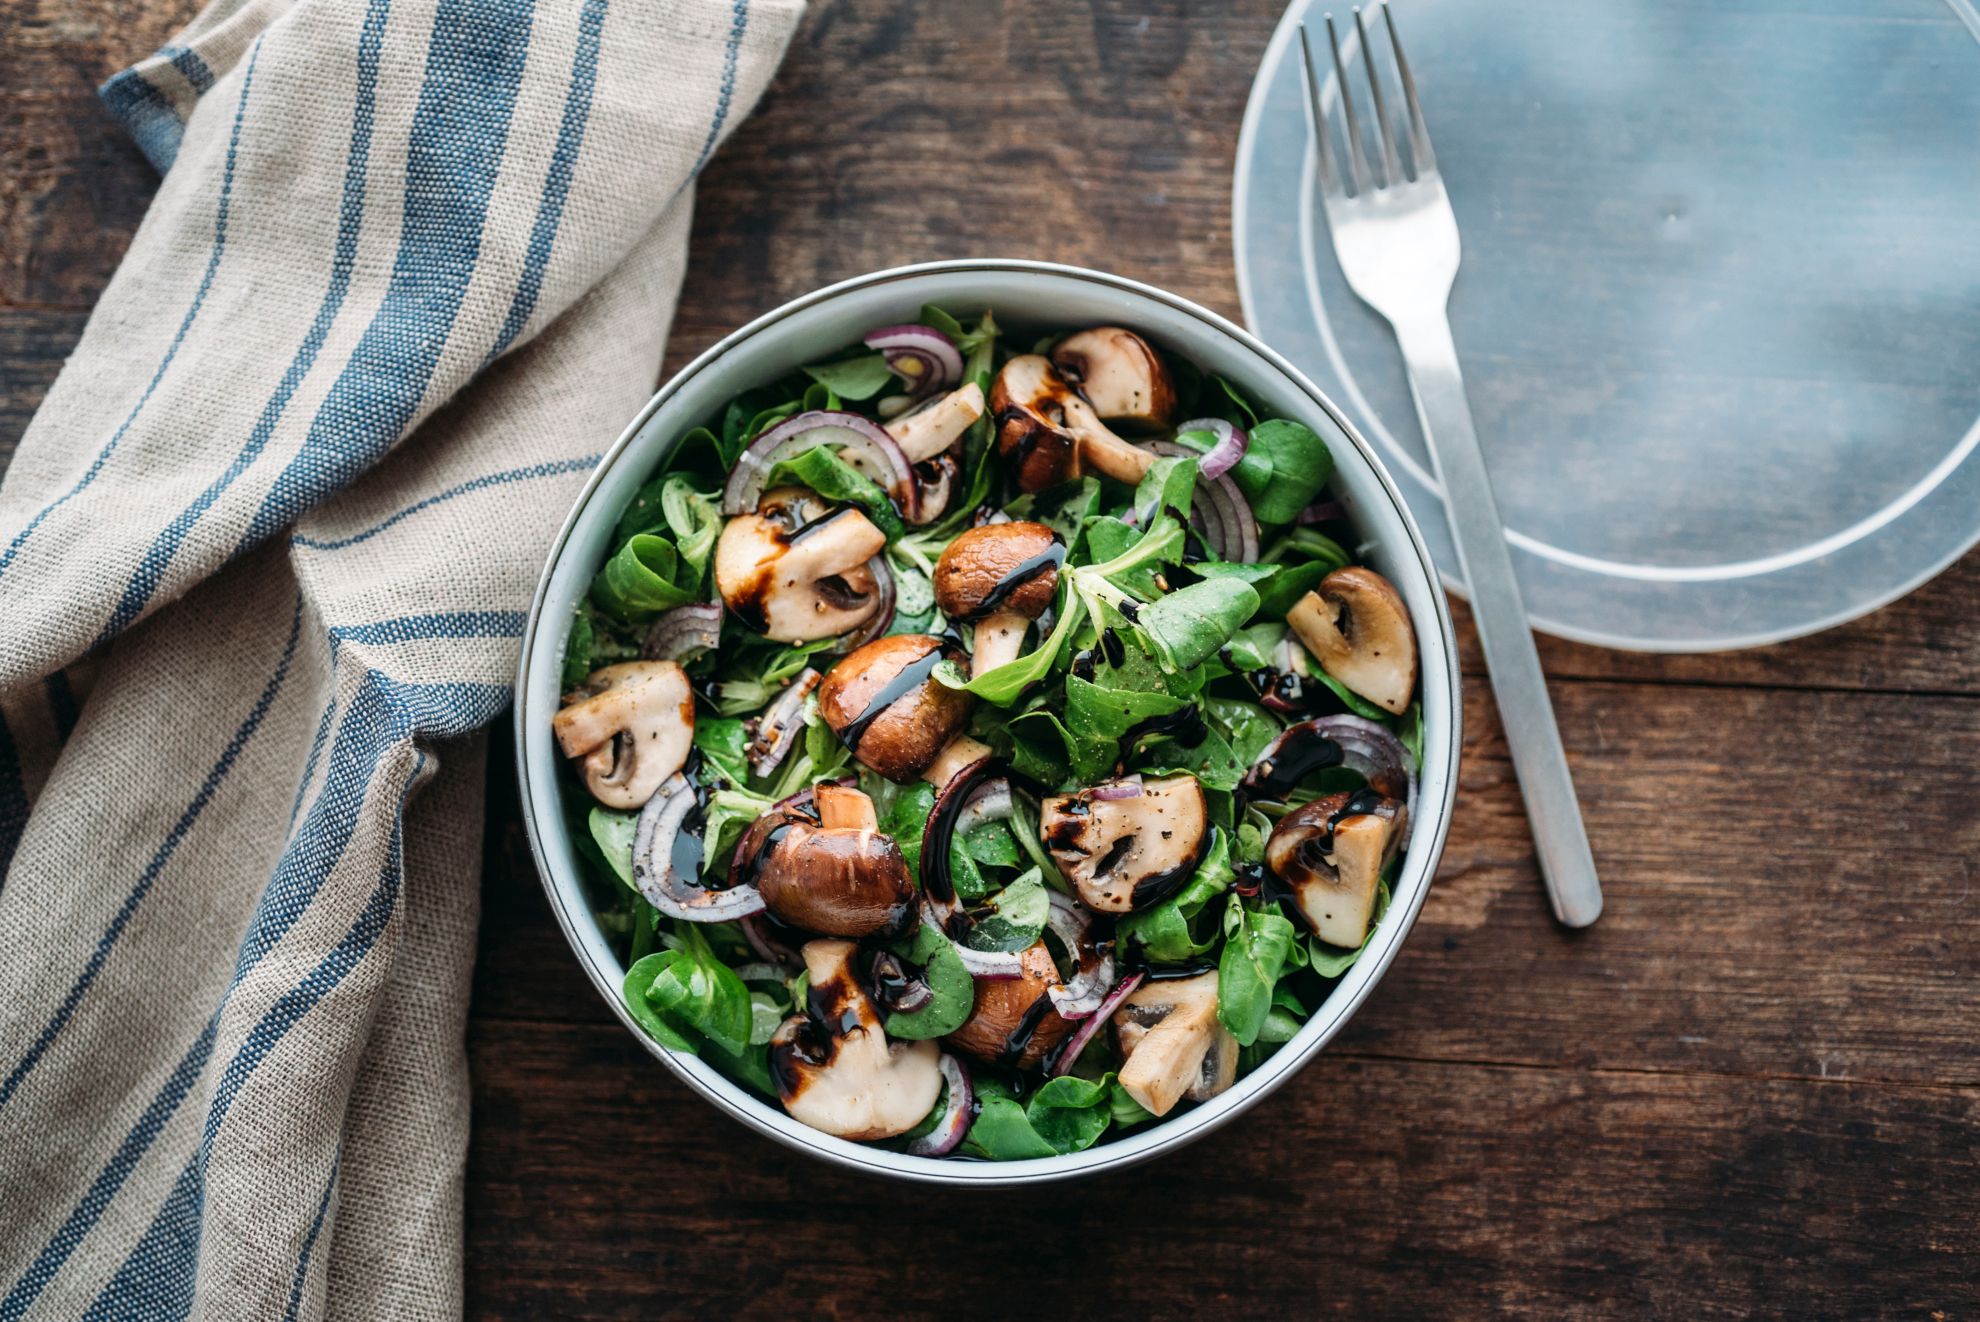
xmin=991 ymin=354 xmax=1155 ymax=492
xmin=921 ymin=735 xmax=994 ymax=790
xmin=885 ymin=381 xmax=986 ymax=463
xmin=1050 ymin=327 xmax=1178 ymax=432
xmin=1265 ymin=790 xmax=1408 ymax=948
xmin=816 ymin=634 xmax=973 ymax=782
xmin=943 ymin=941 xmax=1073 ymax=1071
xmin=753 ymin=785 xmax=915 ymax=937
xmin=551 ymin=661 xmax=694 ymax=810
xmin=1286 ymin=567 xmax=1417 ymax=715
xmin=932 ymin=521 xmax=1064 ymax=676
xmin=1040 ymin=774 xmax=1208 ymax=914
xmin=1112 ymin=971 xmax=1237 ymax=1118
xmin=714 ymin=487 xmax=888 ymax=642
xmin=770 ymin=939 xmax=943 ymax=1141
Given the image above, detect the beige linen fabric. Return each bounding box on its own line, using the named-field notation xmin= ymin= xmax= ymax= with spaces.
xmin=0 ymin=1 xmax=800 ymax=1316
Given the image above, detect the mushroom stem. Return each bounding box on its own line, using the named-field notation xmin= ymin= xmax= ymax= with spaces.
xmin=922 ymin=736 xmax=994 ymax=790
xmin=886 ymin=381 xmax=985 ymax=463
xmin=1076 ymin=425 xmax=1156 ymax=485
xmin=970 ymin=609 xmax=1029 ymax=676
xmin=813 ymin=783 xmax=879 ymax=832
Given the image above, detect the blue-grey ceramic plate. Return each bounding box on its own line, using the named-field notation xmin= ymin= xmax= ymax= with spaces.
xmin=1237 ymin=0 xmax=1980 ymax=650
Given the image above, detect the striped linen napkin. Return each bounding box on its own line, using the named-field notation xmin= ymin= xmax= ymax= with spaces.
xmin=0 ymin=0 xmax=800 ymax=1315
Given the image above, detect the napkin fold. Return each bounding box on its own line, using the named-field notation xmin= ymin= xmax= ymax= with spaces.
xmin=0 ymin=0 xmax=800 ymax=1315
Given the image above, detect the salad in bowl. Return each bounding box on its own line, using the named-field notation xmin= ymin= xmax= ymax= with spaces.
xmin=545 ymin=303 xmax=1426 ymax=1163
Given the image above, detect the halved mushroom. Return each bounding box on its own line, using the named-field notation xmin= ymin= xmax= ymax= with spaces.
xmin=551 ymin=661 xmax=694 ymax=810
xmin=885 ymin=381 xmax=986 ymax=463
xmin=1286 ymin=567 xmax=1417 ymax=715
xmin=714 ymin=487 xmax=888 ymax=642
xmin=1049 ymin=327 xmax=1178 ymax=432
xmin=943 ymin=941 xmax=1073 ymax=1071
xmin=921 ymin=735 xmax=994 ymax=790
xmin=991 ymin=355 xmax=1156 ymax=492
xmin=932 ymin=521 xmax=1065 ymax=676
xmin=770 ymin=939 xmax=943 ymax=1141
xmin=1265 ymin=790 xmax=1408 ymax=948
xmin=1040 ymin=774 xmax=1208 ymax=914
xmin=1112 ymin=971 xmax=1238 ymax=1118
xmin=816 ymin=634 xmax=974 ymax=782
xmin=753 ymin=784 xmax=916 ymax=937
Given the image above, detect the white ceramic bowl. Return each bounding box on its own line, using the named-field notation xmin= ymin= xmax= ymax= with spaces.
xmin=516 ymin=260 xmax=1461 ymax=1185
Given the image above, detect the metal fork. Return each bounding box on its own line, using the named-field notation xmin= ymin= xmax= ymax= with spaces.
xmin=1299 ymin=6 xmax=1603 ymax=927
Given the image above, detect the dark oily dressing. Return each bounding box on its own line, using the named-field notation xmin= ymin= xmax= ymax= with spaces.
xmin=995 ymin=992 xmax=1058 ymax=1069
xmin=769 ymin=962 xmax=867 ymax=1100
xmin=1239 ymin=728 xmax=1345 ymax=806
xmin=1119 ymin=704 xmax=1208 ymax=758
xmin=961 ymin=537 xmax=1065 ymax=621
xmin=836 ymin=643 xmax=951 ymax=754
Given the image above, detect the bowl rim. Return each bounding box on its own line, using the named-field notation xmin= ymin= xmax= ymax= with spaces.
xmin=514 ymin=258 xmax=1462 ymax=1185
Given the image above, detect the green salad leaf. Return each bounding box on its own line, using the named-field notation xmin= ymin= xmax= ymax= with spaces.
xmin=1217 ymin=894 xmax=1298 ymax=1046
xmin=880 ymin=924 xmax=975 ymax=1040
xmin=801 ymin=351 xmax=895 ymax=400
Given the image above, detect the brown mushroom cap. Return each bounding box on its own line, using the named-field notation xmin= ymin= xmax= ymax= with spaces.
xmin=1285 ymin=566 xmax=1418 ymax=715
xmin=1050 ymin=327 xmax=1178 ymax=431
xmin=756 ymin=800 xmax=915 ymax=938
xmin=816 ymin=634 xmax=974 ymax=782
xmin=943 ymin=942 xmax=1073 ymax=1070
xmin=990 ymin=355 xmax=1084 ymax=492
xmin=1265 ymin=790 xmax=1408 ymax=948
xmin=932 ymin=521 xmax=1063 ymax=622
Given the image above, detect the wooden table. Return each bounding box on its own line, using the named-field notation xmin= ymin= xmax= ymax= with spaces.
xmin=7 ymin=3 xmax=1977 ymax=1315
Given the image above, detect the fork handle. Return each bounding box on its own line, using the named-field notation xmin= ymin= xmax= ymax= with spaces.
xmin=1392 ymin=312 xmax=1604 ymax=927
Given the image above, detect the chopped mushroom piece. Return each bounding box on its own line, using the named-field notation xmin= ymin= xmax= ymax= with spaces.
xmin=932 ymin=521 xmax=1064 ymax=676
xmin=551 ymin=661 xmax=694 ymax=810
xmin=1049 ymin=327 xmax=1178 ymax=431
xmin=1286 ymin=566 xmax=1418 ymax=715
xmin=991 ymin=355 xmax=1155 ymax=492
xmin=885 ymin=381 xmax=986 ymax=463
xmin=1112 ymin=972 xmax=1237 ymax=1118
xmin=817 ymin=634 xmax=973 ymax=782
xmin=770 ymin=940 xmax=943 ymax=1141
xmin=921 ymin=735 xmax=994 ymax=790
xmin=714 ymin=487 xmax=888 ymax=642
xmin=1265 ymin=790 xmax=1408 ymax=948
xmin=1040 ymin=774 xmax=1208 ymax=914
xmin=754 ymin=786 xmax=915 ymax=937
xmin=943 ymin=941 xmax=1073 ymax=1071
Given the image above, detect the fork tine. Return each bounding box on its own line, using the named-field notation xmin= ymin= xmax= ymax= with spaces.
xmin=1352 ymin=7 xmax=1401 ymax=188
xmin=1295 ymin=24 xmax=1340 ymax=195
xmin=1382 ymin=2 xmax=1435 ymax=175
xmin=1323 ymin=13 xmax=1371 ymax=196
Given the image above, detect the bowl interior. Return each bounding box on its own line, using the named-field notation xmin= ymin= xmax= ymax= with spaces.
xmin=517 ymin=261 xmax=1460 ymax=1185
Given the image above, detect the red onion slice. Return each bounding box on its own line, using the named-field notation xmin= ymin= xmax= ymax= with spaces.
xmin=835 ymin=556 xmax=897 ymax=652
xmin=642 ymin=602 xmax=722 ymax=662
xmin=633 ymin=774 xmax=765 ymax=922
xmin=1174 ymin=417 xmax=1249 ymax=480
xmin=745 ymin=668 xmax=820 ymax=778
xmin=864 ymin=324 xmax=963 ymax=396
xmin=1149 ymin=441 xmax=1260 ymax=563
xmin=920 ymin=760 xmax=1027 ymax=980
xmin=740 ymin=914 xmax=803 ymax=970
xmin=904 ymin=1053 xmax=975 ymax=1157
xmin=1298 ymin=498 xmax=1346 ymax=525
xmin=1247 ymin=715 xmax=1417 ymax=811
xmin=721 ymin=410 xmax=917 ymax=519
xmin=1047 ymin=972 xmax=1145 ymax=1078
xmin=1043 ymin=891 xmax=1117 ymax=1019
xmin=1088 ymin=776 xmax=1143 ymax=802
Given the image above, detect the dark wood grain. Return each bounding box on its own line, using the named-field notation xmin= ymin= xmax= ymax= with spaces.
xmin=6 ymin=0 xmax=1979 ymax=1318
xmin=463 ymin=1018 xmax=1978 ymax=1320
